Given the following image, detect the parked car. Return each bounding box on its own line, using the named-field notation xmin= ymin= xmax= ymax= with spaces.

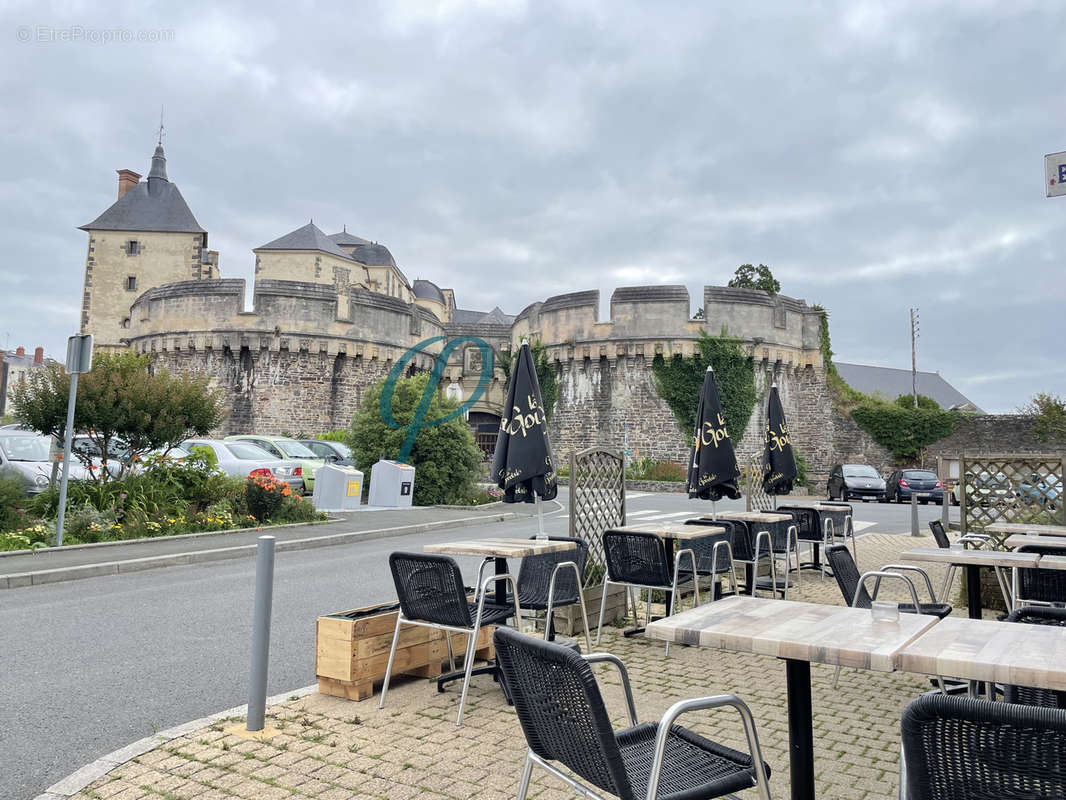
xmin=0 ymin=432 xmax=89 ymax=494
xmin=952 ymin=470 xmax=1012 ymax=507
xmin=884 ymin=469 xmax=944 ymax=504
xmin=297 ymin=439 xmax=356 ymax=466
xmin=1013 ymin=472 xmax=1061 ymax=511
xmin=182 ymin=439 xmax=305 ymax=493
xmin=224 ymin=435 xmax=324 ymax=493
xmin=827 ymin=463 xmax=886 ymax=502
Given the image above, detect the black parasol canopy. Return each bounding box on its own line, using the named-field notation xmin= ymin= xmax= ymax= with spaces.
xmin=761 ymin=383 xmax=797 ymax=496
xmin=492 ymin=341 xmax=557 ymax=503
xmin=686 ymin=366 xmax=742 ymax=501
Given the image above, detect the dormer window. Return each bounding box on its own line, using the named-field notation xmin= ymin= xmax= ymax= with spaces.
xmin=126 ymin=240 xmax=140 ymax=256
xmin=125 ymin=276 xmax=138 ymax=292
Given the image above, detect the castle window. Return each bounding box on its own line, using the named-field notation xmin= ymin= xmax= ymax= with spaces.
xmin=774 ymin=306 xmax=787 ymax=329
xmin=125 ymin=276 xmax=138 ymax=292
xmin=122 ymin=318 xmax=131 ymax=329
xmin=126 ymin=240 xmax=140 ymax=256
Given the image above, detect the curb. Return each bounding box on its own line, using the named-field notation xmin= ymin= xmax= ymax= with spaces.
xmin=1 ymin=511 xmax=517 ymax=590
xmin=33 ymin=683 xmax=320 ymax=800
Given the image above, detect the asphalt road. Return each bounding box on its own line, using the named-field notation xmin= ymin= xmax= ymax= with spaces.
xmin=1 ymin=489 xmax=952 ymax=798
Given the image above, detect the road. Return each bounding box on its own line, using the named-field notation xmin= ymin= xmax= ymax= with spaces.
xmin=1 ymin=489 xmax=951 ymax=798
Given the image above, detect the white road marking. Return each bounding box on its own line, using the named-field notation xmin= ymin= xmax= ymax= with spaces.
xmin=626 ymin=510 xmax=662 ymax=518
xmin=627 ymin=492 xmax=652 ymax=499
xmin=852 ymin=521 xmax=876 ymax=532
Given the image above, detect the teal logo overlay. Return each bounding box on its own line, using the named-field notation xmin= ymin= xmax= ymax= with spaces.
xmin=381 ymin=336 xmax=494 ymax=464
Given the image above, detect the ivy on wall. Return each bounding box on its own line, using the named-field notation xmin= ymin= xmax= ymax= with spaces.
xmin=498 ymin=340 xmax=557 ymax=421
xmin=651 ymin=330 xmax=757 ymax=443
xmin=815 ymin=304 xmax=960 ymax=462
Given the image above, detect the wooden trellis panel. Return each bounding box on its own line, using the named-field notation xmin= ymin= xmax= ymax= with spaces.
xmin=569 ymin=447 xmax=626 ymax=585
xmin=960 ymin=454 xmax=1064 ymax=534
xmin=746 ymin=454 xmax=774 ymax=512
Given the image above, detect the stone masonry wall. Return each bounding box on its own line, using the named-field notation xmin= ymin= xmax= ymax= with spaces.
xmin=926 ymin=414 xmax=1063 ymax=459
xmin=149 ymin=346 xmax=390 ymax=436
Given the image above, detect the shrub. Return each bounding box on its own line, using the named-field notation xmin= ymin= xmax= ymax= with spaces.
xmin=850 ymin=402 xmax=959 ymax=462
xmin=0 ymin=475 xmax=30 ymax=532
xmin=245 ymin=474 xmax=291 ymax=522
xmin=64 ymin=504 xmax=118 ymax=544
xmin=894 ymin=393 xmax=940 ymax=410
xmin=794 ymin=450 xmax=809 ymax=488
xmin=627 ymin=457 xmax=686 ymax=482
xmin=346 ymin=373 xmax=482 ymax=506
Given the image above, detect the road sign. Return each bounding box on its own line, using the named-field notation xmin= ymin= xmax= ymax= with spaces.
xmin=64 ymin=334 xmax=94 ymax=374
xmin=1046 ymin=151 xmax=1066 ymax=198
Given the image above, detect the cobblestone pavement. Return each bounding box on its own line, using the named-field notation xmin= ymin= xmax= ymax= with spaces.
xmin=71 ymin=533 xmax=990 ymax=800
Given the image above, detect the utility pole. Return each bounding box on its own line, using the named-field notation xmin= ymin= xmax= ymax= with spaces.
xmin=910 ymin=307 xmax=919 ymax=408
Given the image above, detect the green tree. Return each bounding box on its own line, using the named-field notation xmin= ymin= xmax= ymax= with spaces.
xmin=345 ymin=373 xmax=482 ymax=505
xmin=11 ymin=351 xmax=226 ymax=481
xmin=727 ymin=263 xmax=780 ymax=294
xmin=1019 ymin=392 xmax=1066 ymax=442
xmin=497 ymin=340 xmax=557 ymax=421
xmin=651 ymin=330 xmax=758 ymax=442
xmin=895 ymin=393 xmax=941 ymax=410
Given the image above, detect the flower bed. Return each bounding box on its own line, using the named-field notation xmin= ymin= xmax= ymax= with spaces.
xmin=0 ymin=455 xmax=327 ymax=551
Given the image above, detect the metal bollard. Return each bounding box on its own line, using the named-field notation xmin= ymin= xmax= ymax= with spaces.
xmin=942 ymin=487 xmax=950 ymax=529
xmin=247 ymin=535 xmax=276 ymax=731
xmin=910 ymin=493 xmax=920 ymax=537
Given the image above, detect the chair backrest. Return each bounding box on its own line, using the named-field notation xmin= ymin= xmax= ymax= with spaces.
xmin=928 ymin=520 xmax=950 ymax=549
xmin=1017 ymin=545 xmax=1066 ymax=604
xmin=494 ymin=627 xmax=635 ymax=799
xmin=1003 ymin=606 xmax=1066 ymax=708
xmin=388 ymin=552 xmax=472 ymax=628
xmin=683 ymin=519 xmax=736 ymax=572
xmin=777 ymin=505 xmax=818 ymax=540
xmin=603 ymin=530 xmax=672 ymax=587
xmin=722 ymin=519 xmax=755 ymax=561
xmin=901 ymin=692 xmax=1066 ymax=799
xmin=826 ymin=544 xmax=871 ymax=608
xmin=518 ymin=536 xmax=589 ymax=605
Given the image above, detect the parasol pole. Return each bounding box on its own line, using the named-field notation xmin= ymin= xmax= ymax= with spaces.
xmin=535 ymin=494 xmax=547 ymax=541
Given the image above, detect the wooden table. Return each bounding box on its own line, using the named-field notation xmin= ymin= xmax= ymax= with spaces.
xmin=646 ymin=595 xmax=937 ymax=800
xmin=1005 ymin=534 xmax=1066 ymax=550
xmin=424 ymin=538 xmax=576 ymax=692
xmin=901 ymin=547 xmax=1039 ymax=617
xmin=898 ymin=616 xmax=1066 ymax=693
xmin=714 ymin=511 xmax=797 ymax=592
xmin=985 ymin=522 xmax=1066 ymax=536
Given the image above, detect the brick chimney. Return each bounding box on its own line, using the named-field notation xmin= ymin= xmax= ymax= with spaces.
xmin=15 ymin=346 xmax=25 ymax=357
xmin=117 ymin=169 xmax=141 ymax=199
xmin=34 ymin=346 xmax=44 ymax=364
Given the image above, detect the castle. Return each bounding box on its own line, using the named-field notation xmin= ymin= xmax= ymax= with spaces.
xmin=78 ymin=144 xmax=892 ymax=479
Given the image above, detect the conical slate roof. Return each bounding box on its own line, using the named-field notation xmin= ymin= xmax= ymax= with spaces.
xmin=256 ymin=222 xmax=354 ymax=260
xmin=79 ymin=145 xmax=205 ymax=234
xmin=348 ymin=242 xmax=397 ymax=267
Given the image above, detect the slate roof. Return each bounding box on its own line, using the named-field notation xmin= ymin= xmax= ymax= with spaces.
xmin=413 ymin=279 xmax=445 ymax=303
xmin=329 ymin=229 xmax=370 ymax=246
xmin=79 ymin=145 xmax=205 ymax=234
xmin=256 ymin=222 xmax=354 ymax=260
xmin=834 ymin=362 xmax=983 ymax=412
xmin=451 ymin=307 xmax=515 ymax=326
xmin=348 ymin=242 xmax=397 ymax=268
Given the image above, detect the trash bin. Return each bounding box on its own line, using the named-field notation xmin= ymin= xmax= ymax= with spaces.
xmin=368 ymin=460 xmax=415 ymax=508
xmin=311 ymin=464 xmax=365 ymax=512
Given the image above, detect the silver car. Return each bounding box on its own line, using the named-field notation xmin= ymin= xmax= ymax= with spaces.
xmin=181 ymin=439 xmax=304 ymax=492
xmin=0 ymin=432 xmax=90 ymax=494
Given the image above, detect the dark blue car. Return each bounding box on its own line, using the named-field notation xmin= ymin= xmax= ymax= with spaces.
xmin=885 ymin=469 xmax=944 ymax=504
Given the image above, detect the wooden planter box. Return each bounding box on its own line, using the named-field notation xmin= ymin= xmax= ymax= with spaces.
xmin=552 ymin=582 xmax=629 ymax=637
xmin=316 ymin=603 xmax=495 ymax=702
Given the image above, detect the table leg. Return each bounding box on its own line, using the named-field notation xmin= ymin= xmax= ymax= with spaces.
xmin=786 ymin=659 xmax=816 ymax=800
xmin=966 ymin=564 xmax=982 ymax=620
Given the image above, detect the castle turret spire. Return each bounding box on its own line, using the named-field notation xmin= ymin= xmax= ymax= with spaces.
xmin=147 ymin=144 xmax=168 ymax=193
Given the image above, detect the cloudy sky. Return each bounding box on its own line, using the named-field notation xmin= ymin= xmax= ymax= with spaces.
xmin=1 ymin=0 xmax=1063 ymax=412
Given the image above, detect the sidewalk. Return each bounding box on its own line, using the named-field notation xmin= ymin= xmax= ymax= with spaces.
xmin=48 ymin=533 xmax=978 ymax=800
xmin=0 ymin=503 xmax=527 ymax=589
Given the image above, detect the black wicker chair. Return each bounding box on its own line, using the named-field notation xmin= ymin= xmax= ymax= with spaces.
xmin=926 ymin=520 xmax=994 ymax=600
xmin=722 ymin=519 xmax=778 ymax=598
xmin=1002 ymin=606 xmax=1066 ymax=708
xmin=901 ymin=692 xmax=1066 ymax=800
xmin=682 ymin=519 xmax=741 ymax=597
xmin=825 ymin=544 xmax=951 ymax=617
xmin=494 ymin=626 xmax=773 ymax=800
xmin=501 ymin=536 xmax=592 ymax=652
xmin=380 ymin=552 xmax=521 ymax=726
xmin=596 ymin=530 xmax=700 ymax=656
xmin=1014 ymin=543 xmax=1066 ymax=607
